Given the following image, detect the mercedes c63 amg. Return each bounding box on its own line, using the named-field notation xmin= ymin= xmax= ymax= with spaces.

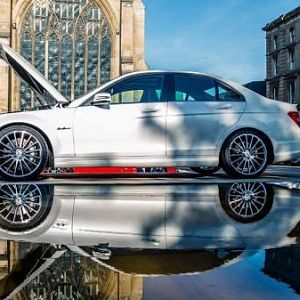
xmin=0 ymin=42 xmax=300 ymax=180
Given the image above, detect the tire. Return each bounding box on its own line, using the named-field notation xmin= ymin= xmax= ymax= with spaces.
xmin=219 ymin=182 xmax=273 ymax=223
xmin=221 ymin=130 xmax=269 ymax=178
xmin=0 ymin=125 xmax=49 ymax=180
xmin=0 ymin=184 xmax=53 ymax=231
xmin=191 ymin=166 xmax=220 ymax=176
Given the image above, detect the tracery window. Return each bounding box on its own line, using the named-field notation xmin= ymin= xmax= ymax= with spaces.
xmin=20 ymin=0 xmax=112 ymax=109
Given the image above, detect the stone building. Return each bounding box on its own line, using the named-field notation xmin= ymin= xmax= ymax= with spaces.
xmin=263 ymin=6 xmax=300 ymax=104
xmin=0 ymin=0 xmax=147 ymax=112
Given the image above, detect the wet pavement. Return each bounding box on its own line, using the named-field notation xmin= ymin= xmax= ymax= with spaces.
xmin=0 ymin=174 xmax=300 ymax=299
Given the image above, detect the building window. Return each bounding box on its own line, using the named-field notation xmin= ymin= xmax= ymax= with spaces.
xmin=20 ymin=0 xmax=112 ymax=109
xmin=289 ymin=48 xmax=295 ymax=70
xmin=289 ymin=28 xmax=295 ymax=43
xmin=288 ymin=81 xmax=295 ymax=103
xmin=273 ymin=35 xmax=278 ymax=50
xmin=273 ymin=56 xmax=279 ymax=75
xmin=272 ymin=85 xmax=279 ymax=100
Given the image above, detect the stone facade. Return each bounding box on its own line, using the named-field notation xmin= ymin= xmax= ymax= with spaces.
xmin=0 ymin=0 xmax=146 ymax=112
xmin=263 ymin=6 xmax=300 ymax=104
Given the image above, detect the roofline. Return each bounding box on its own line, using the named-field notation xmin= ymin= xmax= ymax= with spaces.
xmin=263 ymin=5 xmax=300 ymax=31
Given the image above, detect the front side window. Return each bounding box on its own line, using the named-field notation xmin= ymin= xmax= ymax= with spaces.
xmin=105 ymin=75 xmax=164 ymax=104
xmin=174 ymin=75 xmax=216 ymax=102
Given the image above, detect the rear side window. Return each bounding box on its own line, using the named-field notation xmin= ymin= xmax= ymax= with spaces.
xmin=217 ymin=83 xmax=244 ymax=101
xmin=174 ymin=75 xmax=216 ymax=102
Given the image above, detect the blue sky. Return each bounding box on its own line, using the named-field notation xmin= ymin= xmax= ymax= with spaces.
xmin=143 ymin=0 xmax=299 ymax=84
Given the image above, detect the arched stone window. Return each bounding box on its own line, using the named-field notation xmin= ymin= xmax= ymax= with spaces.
xmin=20 ymin=0 xmax=112 ymax=109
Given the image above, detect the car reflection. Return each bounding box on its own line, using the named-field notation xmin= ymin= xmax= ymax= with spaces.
xmin=0 ymin=181 xmax=299 ymax=299
xmin=0 ymin=181 xmax=298 ymax=252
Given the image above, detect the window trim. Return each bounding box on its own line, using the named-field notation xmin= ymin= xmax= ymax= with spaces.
xmin=168 ymin=73 xmax=245 ymax=103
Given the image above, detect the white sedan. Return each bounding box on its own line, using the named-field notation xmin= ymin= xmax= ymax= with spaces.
xmin=0 ymin=42 xmax=300 ymax=180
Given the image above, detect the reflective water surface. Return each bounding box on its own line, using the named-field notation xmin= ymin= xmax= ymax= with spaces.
xmin=0 ymin=181 xmax=299 ymax=299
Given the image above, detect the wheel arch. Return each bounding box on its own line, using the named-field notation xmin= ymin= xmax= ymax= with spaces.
xmin=0 ymin=122 xmax=54 ymax=166
xmin=219 ymin=127 xmax=275 ymax=164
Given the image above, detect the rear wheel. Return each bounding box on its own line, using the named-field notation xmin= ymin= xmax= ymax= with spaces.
xmin=0 ymin=125 xmax=48 ymax=180
xmin=191 ymin=166 xmax=220 ymax=176
xmin=221 ymin=130 xmax=269 ymax=178
xmin=219 ymin=182 xmax=273 ymax=223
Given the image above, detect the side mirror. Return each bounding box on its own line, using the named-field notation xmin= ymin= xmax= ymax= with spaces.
xmin=91 ymin=93 xmax=112 ymax=106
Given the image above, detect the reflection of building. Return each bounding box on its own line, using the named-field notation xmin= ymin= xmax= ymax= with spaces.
xmin=263 ymin=6 xmax=300 ymax=104
xmin=6 ymin=242 xmax=143 ymax=300
xmin=0 ymin=241 xmax=9 ymax=280
xmin=263 ymin=246 xmax=300 ymax=294
xmin=0 ymin=0 xmax=146 ymax=112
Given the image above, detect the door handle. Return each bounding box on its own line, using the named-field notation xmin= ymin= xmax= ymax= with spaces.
xmin=142 ymin=109 xmax=160 ymax=114
xmin=216 ymin=104 xmax=232 ymax=110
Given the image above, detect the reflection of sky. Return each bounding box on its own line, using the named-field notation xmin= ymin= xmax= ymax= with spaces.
xmin=143 ymin=0 xmax=299 ymax=84
xmin=143 ymin=251 xmax=299 ymax=300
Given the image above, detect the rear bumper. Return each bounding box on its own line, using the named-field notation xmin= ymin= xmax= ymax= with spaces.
xmin=265 ymin=125 xmax=300 ymax=164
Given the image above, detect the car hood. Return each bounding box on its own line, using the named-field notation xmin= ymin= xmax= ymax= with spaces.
xmin=0 ymin=42 xmax=68 ymax=106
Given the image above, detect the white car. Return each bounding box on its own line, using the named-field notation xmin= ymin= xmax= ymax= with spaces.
xmin=0 ymin=42 xmax=300 ymax=180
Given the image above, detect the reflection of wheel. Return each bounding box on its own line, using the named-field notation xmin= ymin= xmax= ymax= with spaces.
xmin=219 ymin=182 xmax=273 ymax=223
xmin=0 ymin=184 xmax=53 ymax=231
xmin=0 ymin=125 xmax=49 ymax=180
xmin=191 ymin=166 xmax=220 ymax=176
xmin=221 ymin=130 xmax=269 ymax=178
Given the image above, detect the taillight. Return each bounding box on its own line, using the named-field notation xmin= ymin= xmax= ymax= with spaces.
xmin=288 ymin=111 xmax=300 ymax=127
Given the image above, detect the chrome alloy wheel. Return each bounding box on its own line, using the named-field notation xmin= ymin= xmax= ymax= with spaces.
xmin=0 ymin=131 xmax=43 ymax=177
xmin=228 ymin=134 xmax=267 ymax=176
xmin=228 ymin=182 xmax=267 ymax=219
xmin=0 ymin=184 xmax=42 ymax=225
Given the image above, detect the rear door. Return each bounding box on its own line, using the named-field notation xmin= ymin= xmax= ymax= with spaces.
xmin=166 ymin=74 xmax=246 ymax=157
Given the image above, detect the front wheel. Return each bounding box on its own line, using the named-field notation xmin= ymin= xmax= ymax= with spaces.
xmin=0 ymin=125 xmax=49 ymax=180
xmin=221 ymin=130 xmax=269 ymax=178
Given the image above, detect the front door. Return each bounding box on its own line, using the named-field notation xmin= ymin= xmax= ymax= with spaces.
xmin=73 ymin=74 xmax=167 ymax=161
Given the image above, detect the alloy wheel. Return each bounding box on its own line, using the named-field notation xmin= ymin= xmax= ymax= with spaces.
xmin=228 ymin=133 xmax=267 ymax=176
xmin=0 ymin=130 xmax=43 ymax=178
xmin=0 ymin=184 xmax=42 ymax=225
xmin=227 ymin=182 xmax=267 ymax=219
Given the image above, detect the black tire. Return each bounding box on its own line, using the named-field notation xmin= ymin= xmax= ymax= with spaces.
xmin=191 ymin=166 xmax=220 ymax=176
xmin=221 ymin=130 xmax=269 ymax=179
xmin=0 ymin=184 xmax=53 ymax=231
xmin=0 ymin=125 xmax=49 ymax=180
xmin=219 ymin=182 xmax=273 ymax=223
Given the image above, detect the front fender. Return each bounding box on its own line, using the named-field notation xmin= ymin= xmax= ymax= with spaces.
xmin=0 ymin=108 xmax=75 ymax=158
